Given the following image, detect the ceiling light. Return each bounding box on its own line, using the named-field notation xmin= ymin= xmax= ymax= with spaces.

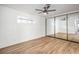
xmin=43 ymin=13 xmax=47 ymax=15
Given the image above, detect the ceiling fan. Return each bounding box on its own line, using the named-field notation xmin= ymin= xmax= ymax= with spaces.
xmin=35 ymin=4 xmax=56 ymax=14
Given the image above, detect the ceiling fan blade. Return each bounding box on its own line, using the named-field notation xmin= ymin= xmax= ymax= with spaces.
xmin=47 ymin=9 xmax=56 ymax=12
xmin=35 ymin=9 xmax=43 ymax=11
xmin=46 ymin=4 xmax=51 ymax=9
xmin=43 ymin=4 xmax=51 ymax=10
xmin=38 ymin=12 xmax=42 ymax=14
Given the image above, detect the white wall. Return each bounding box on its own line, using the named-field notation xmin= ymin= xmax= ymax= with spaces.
xmin=0 ymin=5 xmax=45 ymax=48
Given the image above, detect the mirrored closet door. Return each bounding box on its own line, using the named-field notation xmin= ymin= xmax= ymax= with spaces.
xmin=55 ymin=15 xmax=67 ymax=40
xmin=68 ymin=13 xmax=79 ymax=42
xmin=46 ymin=12 xmax=79 ymax=43
xmin=47 ymin=18 xmax=55 ymax=37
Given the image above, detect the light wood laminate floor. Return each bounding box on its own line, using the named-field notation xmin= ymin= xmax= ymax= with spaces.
xmin=49 ymin=33 xmax=79 ymax=42
xmin=0 ymin=37 xmax=79 ymax=54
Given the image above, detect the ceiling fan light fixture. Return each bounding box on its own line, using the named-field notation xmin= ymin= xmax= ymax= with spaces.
xmin=43 ymin=12 xmax=47 ymax=15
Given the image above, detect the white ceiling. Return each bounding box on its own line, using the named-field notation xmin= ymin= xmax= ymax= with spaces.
xmin=1 ymin=4 xmax=79 ymax=17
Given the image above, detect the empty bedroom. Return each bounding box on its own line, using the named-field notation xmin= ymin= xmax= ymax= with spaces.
xmin=0 ymin=4 xmax=79 ymax=54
